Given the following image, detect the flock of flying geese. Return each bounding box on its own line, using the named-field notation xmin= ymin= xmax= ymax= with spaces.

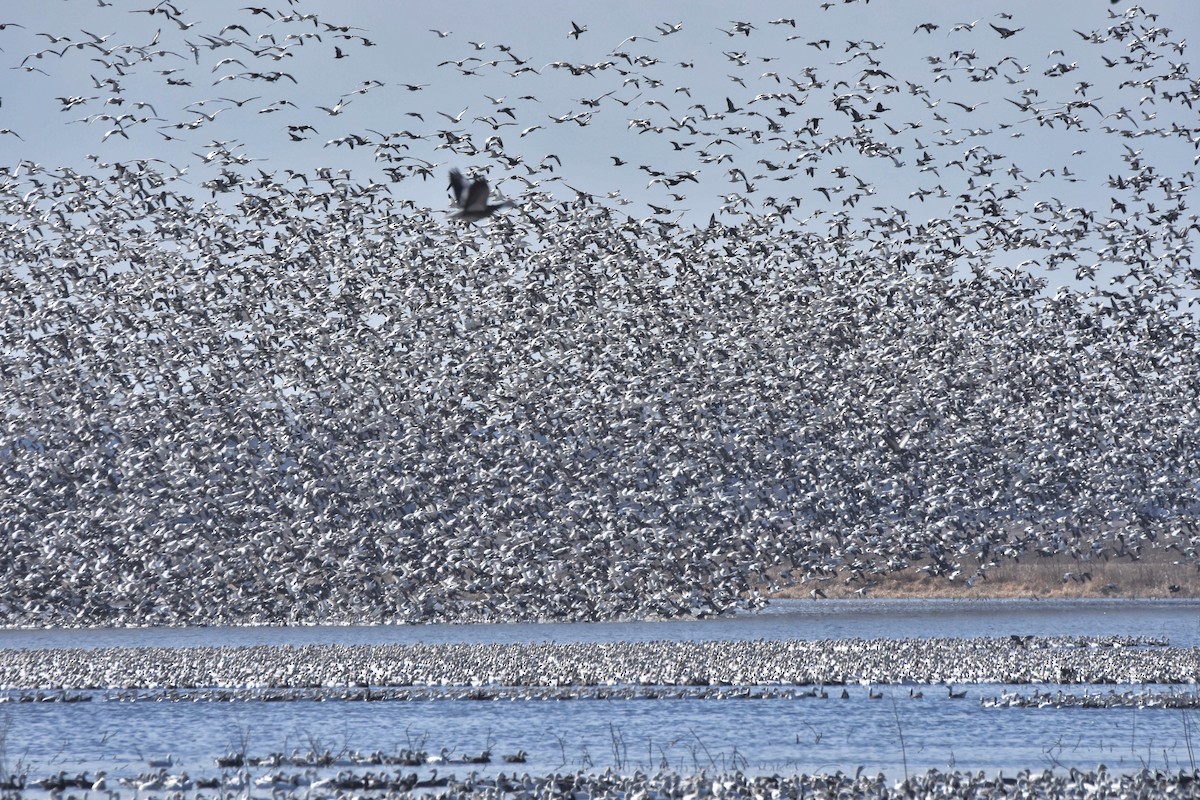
xmin=0 ymin=1 xmax=1197 ymax=627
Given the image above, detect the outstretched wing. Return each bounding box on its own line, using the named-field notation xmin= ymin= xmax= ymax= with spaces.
xmin=447 ymin=168 xmax=468 ymax=206
xmin=463 ymin=176 xmax=491 ymax=212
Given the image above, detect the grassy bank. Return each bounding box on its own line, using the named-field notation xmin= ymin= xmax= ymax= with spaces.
xmin=772 ymin=550 xmax=1200 ymax=600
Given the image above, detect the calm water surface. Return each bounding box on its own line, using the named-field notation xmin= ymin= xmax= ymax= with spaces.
xmin=2 ymin=683 xmax=1197 ymax=782
xmin=2 ymin=598 xmax=1198 ymax=649
xmin=1 ymin=599 xmax=1198 ymax=785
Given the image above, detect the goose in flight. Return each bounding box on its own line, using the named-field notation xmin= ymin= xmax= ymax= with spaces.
xmin=448 ymin=168 xmax=513 ymax=221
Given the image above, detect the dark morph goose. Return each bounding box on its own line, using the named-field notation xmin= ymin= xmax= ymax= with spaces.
xmin=447 ymin=168 xmax=513 ymax=221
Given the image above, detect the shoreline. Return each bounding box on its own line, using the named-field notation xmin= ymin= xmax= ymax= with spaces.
xmin=7 ymin=765 xmax=1200 ymax=799
xmin=771 ymin=552 xmax=1200 ymax=601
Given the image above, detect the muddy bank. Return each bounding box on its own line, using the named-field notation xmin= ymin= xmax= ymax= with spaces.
xmin=774 ymin=552 xmax=1200 ymax=600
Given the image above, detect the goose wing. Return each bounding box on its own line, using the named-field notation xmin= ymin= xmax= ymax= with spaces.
xmin=462 ymin=176 xmax=491 ymax=212
xmin=447 ymin=168 xmax=469 ymax=206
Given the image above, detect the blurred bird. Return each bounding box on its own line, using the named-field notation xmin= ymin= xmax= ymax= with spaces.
xmin=448 ymin=168 xmax=514 ymax=221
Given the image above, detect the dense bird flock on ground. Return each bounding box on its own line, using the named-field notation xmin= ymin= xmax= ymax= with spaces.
xmin=0 ymin=1 xmax=1198 ymax=626
xmin=0 ymin=637 xmax=1188 ymax=693
xmin=8 ymin=763 xmax=1200 ymax=800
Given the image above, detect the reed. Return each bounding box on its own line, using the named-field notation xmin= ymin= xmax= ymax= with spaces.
xmin=890 ymin=695 xmax=908 ymax=783
xmin=402 ymin=725 xmax=429 ymax=755
xmin=551 ymin=731 xmax=568 ymax=768
xmin=224 ymin=723 xmax=251 ymax=766
xmin=609 ymin=724 xmax=628 ymax=771
xmin=689 ymin=728 xmax=718 ymax=771
xmin=1183 ymin=711 xmax=1196 ymax=771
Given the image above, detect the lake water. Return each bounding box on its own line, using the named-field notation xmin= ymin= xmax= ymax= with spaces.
xmin=1 ymin=599 xmax=1198 ymax=788
xmin=2 ymin=597 xmax=1199 ymax=648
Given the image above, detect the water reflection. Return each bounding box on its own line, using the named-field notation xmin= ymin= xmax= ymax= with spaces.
xmin=1 ymin=598 xmax=1198 ymax=649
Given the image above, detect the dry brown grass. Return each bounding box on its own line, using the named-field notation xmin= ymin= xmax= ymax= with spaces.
xmin=772 ymin=549 xmax=1200 ymax=600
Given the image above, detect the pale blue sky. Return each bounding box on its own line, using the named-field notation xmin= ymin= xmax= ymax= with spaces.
xmin=0 ymin=0 xmax=1196 ymax=280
